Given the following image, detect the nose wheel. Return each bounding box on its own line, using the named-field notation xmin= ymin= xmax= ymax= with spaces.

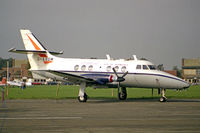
xmin=160 ymin=96 xmax=167 ymax=102
xmin=159 ymin=88 xmax=167 ymax=102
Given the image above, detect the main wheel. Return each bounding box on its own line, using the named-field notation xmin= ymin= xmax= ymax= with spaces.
xmin=78 ymin=93 xmax=88 ymax=102
xmin=159 ymin=96 xmax=167 ymax=102
xmin=118 ymin=87 xmax=127 ymax=100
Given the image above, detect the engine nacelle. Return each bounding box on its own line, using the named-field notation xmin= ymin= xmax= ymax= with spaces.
xmin=108 ymin=75 xmax=118 ymax=82
xmin=95 ymin=75 xmax=118 ymax=84
xmin=81 ymin=74 xmax=118 ymax=85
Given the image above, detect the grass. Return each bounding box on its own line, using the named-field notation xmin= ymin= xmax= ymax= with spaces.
xmin=1 ymin=85 xmax=200 ymax=100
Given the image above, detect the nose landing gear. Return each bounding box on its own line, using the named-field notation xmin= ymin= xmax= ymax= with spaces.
xmin=159 ymin=88 xmax=167 ymax=102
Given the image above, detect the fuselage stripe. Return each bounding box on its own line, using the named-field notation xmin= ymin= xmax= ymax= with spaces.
xmin=34 ymin=70 xmax=188 ymax=84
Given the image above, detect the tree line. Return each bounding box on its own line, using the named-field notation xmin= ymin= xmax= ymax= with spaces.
xmin=0 ymin=57 xmax=13 ymax=69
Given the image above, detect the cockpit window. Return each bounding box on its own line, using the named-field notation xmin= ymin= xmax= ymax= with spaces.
xmin=148 ymin=65 xmax=156 ymax=70
xmin=143 ymin=65 xmax=149 ymax=70
xmin=136 ymin=65 xmax=141 ymax=69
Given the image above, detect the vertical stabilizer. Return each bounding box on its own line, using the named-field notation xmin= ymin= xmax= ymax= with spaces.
xmin=20 ymin=29 xmax=46 ymax=51
xmin=20 ymin=29 xmax=53 ymax=70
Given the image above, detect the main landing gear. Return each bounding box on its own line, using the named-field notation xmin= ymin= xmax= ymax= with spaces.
xmin=118 ymin=87 xmax=127 ymax=100
xmin=159 ymin=88 xmax=167 ymax=102
xmin=78 ymin=82 xmax=88 ymax=102
xmin=78 ymin=93 xmax=88 ymax=102
xmin=77 ymin=82 xmax=128 ymax=102
xmin=112 ymin=68 xmax=128 ymax=101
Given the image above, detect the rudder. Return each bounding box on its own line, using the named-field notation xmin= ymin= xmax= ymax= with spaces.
xmin=20 ymin=29 xmax=51 ymax=70
xmin=20 ymin=29 xmax=46 ymax=51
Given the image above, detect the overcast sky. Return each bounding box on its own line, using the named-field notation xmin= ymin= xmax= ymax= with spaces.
xmin=0 ymin=0 xmax=200 ymax=69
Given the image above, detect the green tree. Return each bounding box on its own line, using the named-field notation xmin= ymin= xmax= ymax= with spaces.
xmin=157 ymin=64 xmax=164 ymax=71
xmin=0 ymin=57 xmax=13 ymax=69
xmin=173 ymin=66 xmax=182 ymax=78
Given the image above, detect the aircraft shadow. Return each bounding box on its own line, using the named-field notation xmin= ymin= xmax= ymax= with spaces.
xmin=87 ymin=98 xmax=200 ymax=103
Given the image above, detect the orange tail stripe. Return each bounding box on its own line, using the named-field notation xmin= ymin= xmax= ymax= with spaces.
xmin=26 ymin=34 xmax=41 ymax=50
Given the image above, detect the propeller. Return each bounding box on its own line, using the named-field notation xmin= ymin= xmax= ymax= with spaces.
xmin=112 ymin=68 xmax=128 ymax=94
xmin=112 ymin=68 xmax=128 ymax=82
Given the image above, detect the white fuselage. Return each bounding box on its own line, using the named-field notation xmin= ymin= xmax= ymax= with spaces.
xmin=31 ymin=52 xmax=190 ymax=89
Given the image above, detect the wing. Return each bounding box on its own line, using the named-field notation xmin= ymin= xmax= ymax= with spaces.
xmin=48 ymin=70 xmax=95 ymax=84
xmin=47 ymin=70 xmax=113 ymax=85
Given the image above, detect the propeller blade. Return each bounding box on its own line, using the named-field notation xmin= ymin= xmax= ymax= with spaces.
xmin=122 ymin=71 xmax=128 ymax=78
xmin=112 ymin=68 xmax=119 ymax=78
xmin=112 ymin=68 xmax=128 ymax=82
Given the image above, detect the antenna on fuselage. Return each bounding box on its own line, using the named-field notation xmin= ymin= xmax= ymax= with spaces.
xmin=106 ymin=54 xmax=111 ymax=60
xmin=133 ymin=55 xmax=138 ymax=61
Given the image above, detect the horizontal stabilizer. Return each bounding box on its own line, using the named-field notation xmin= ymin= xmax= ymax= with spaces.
xmin=8 ymin=48 xmax=63 ymax=55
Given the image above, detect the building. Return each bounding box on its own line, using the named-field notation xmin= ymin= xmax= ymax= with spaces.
xmin=0 ymin=59 xmax=51 ymax=84
xmin=182 ymin=58 xmax=200 ymax=84
xmin=1 ymin=59 xmax=31 ymax=81
xmin=164 ymin=70 xmax=177 ymax=77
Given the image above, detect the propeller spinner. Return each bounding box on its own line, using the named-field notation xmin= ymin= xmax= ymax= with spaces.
xmin=112 ymin=68 xmax=128 ymax=98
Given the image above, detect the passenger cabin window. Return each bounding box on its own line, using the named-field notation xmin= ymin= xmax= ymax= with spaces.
xmin=143 ymin=65 xmax=149 ymax=70
xmin=74 ymin=65 xmax=79 ymax=71
xmin=88 ymin=65 xmax=93 ymax=71
xmin=106 ymin=66 xmax=111 ymax=72
xmin=136 ymin=65 xmax=141 ymax=69
xmin=114 ymin=66 xmax=119 ymax=72
xmin=148 ymin=65 xmax=156 ymax=70
xmin=121 ymin=66 xmax=126 ymax=73
xmin=81 ymin=65 xmax=86 ymax=71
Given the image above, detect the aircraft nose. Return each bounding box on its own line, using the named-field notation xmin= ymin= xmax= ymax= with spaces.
xmin=183 ymin=81 xmax=191 ymax=89
xmin=178 ymin=77 xmax=191 ymax=89
xmin=158 ymin=71 xmax=191 ymax=89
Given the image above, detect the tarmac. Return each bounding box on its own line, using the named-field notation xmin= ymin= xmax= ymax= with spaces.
xmin=0 ymin=99 xmax=200 ymax=133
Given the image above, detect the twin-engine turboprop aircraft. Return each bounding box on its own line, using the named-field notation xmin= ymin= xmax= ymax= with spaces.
xmin=9 ymin=29 xmax=190 ymax=102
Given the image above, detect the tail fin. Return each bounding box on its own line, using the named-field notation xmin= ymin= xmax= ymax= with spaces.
xmin=9 ymin=29 xmax=63 ymax=70
xmin=20 ymin=29 xmax=53 ymax=69
xmin=20 ymin=29 xmax=47 ymax=51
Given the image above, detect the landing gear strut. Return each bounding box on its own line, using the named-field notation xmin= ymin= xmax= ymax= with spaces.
xmin=118 ymin=87 xmax=127 ymax=100
xmin=78 ymin=82 xmax=88 ymax=102
xmin=112 ymin=67 xmax=128 ymax=101
xmin=159 ymin=88 xmax=167 ymax=102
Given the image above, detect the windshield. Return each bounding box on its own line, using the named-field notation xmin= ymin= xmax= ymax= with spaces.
xmin=148 ymin=65 xmax=156 ymax=70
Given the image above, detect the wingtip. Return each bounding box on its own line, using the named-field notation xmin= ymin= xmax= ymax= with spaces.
xmin=8 ymin=47 xmax=16 ymax=52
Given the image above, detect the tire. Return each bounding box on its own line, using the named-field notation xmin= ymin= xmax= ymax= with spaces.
xmin=78 ymin=93 xmax=88 ymax=102
xmin=118 ymin=87 xmax=127 ymax=100
xmin=159 ymin=97 xmax=167 ymax=102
